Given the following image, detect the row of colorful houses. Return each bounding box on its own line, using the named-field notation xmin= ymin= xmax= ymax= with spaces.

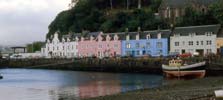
xmin=41 ymin=24 xmax=222 ymax=58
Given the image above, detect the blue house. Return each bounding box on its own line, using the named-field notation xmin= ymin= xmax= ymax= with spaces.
xmin=121 ymin=30 xmax=170 ymax=57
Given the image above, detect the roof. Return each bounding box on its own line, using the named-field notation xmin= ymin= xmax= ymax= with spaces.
xmin=173 ymin=24 xmax=221 ymax=35
xmin=159 ymin=0 xmax=218 ymax=9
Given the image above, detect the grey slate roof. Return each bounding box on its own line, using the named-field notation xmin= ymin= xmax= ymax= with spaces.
xmin=173 ymin=24 xmax=221 ymax=35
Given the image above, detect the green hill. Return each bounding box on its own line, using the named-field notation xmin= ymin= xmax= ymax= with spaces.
xmin=46 ymin=0 xmax=223 ymax=39
xmin=46 ymin=0 xmax=168 ymax=39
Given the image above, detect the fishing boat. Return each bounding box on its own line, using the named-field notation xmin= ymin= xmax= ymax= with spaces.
xmin=162 ymin=58 xmax=206 ymax=79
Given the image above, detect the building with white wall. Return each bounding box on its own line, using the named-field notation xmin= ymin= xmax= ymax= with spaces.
xmin=170 ymin=24 xmax=220 ymax=56
xmin=41 ymin=32 xmax=78 ymax=58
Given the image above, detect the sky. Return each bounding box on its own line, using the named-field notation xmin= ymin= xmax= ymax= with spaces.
xmin=0 ymin=0 xmax=70 ymax=46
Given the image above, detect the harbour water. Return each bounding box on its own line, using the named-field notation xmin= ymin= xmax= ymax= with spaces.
xmin=0 ymin=68 xmax=163 ymax=100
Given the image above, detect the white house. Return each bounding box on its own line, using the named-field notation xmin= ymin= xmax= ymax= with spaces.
xmin=170 ymin=24 xmax=220 ymax=56
xmin=41 ymin=32 xmax=78 ymax=58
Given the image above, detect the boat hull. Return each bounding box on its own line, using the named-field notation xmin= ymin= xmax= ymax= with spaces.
xmin=162 ymin=61 xmax=206 ymax=79
xmin=163 ymin=70 xmax=205 ymax=79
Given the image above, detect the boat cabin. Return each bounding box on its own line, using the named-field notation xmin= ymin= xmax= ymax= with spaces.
xmin=169 ymin=59 xmax=182 ymax=67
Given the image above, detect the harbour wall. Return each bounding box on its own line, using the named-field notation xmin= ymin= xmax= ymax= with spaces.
xmin=0 ymin=57 xmax=223 ymax=76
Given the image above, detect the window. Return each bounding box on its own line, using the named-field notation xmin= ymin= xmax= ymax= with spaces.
xmin=175 ymin=49 xmax=180 ymax=53
xmin=147 ymin=50 xmax=151 ymax=54
xmin=126 ymin=51 xmax=131 ymax=56
xmin=196 ymin=41 xmax=199 ymax=45
xmin=146 ymin=34 xmax=151 ymax=39
xmin=188 ymin=41 xmax=193 ymax=45
xmin=157 ymin=42 xmax=162 ymax=48
xmin=175 ymin=42 xmax=179 ymax=46
xmin=136 ymin=43 xmax=140 ymax=48
xmin=99 ymin=45 xmax=102 ymax=48
xmin=158 ymin=50 xmax=163 ymax=55
xmin=146 ymin=42 xmax=150 ymax=48
xmin=114 ymin=44 xmax=118 ymax=48
xmin=206 ymin=40 xmax=212 ymax=45
xmin=201 ymin=41 xmax=203 ymax=45
xmin=206 ymin=32 xmax=212 ymax=36
xmin=136 ymin=50 xmax=140 ymax=55
xmin=126 ymin=43 xmax=131 ymax=49
xmin=207 ymin=49 xmax=212 ymax=54
xmin=136 ymin=34 xmax=139 ymax=40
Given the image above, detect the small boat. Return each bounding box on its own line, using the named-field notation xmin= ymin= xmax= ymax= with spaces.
xmin=162 ymin=58 xmax=206 ymax=79
xmin=0 ymin=75 xmax=2 ymax=79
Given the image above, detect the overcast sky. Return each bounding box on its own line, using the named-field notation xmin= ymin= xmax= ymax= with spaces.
xmin=0 ymin=0 xmax=70 ymax=46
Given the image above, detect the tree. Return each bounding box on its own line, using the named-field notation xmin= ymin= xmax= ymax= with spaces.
xmin=209 ymin=1 xmax=223 ymax=25
xmin=26 ymin=42 xmax=45 ymax=53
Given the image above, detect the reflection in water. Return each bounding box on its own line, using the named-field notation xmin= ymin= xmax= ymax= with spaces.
xmin=0 ymin=69 xmax=163 ymax=100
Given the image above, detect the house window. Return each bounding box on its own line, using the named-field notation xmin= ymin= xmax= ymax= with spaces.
xmin=136 ymin=43 xmax=140 ymax=48
xmin=136 ymin=50 xmax=140 ymax=55
xmin=157 ymin=42 xmax=162 ymax=48
xmin=175 ymin=42 xmax=179 ymax=46
xmin=182 ymin=41 xmax=185 ymax=45
xmin=99 ymin=45 xmax=102 ymax=48
xmin=201 ymin=41 xmax=203 ymax=45
xmin=207 ymin=40 xmax=212 ymax=45
xmin=146 ymin=34 xmax=151 ymax=39
xmin=207 ymin=49 xmax=212 ymax=54
xmin=196 ymin=41 xmax=199 ymax=45
xmin=175 ymin=49 xmax=180 ymax=53
xmin=126 ymin=43 xmax=131 ymax=49
xmin=206 ymin=32 xmax=212 ymax=36
xmin=188 ymin=41 xmax=193 ymax=45
xmin=158 ymin=50 xmax=163 ymax=55
xmin=114 ymin=44 xmax=118 ymax=48
xmin=147 ymin=50 xmax=151 ymax=55
xmin=146 ymin=42 xmax=150 ymax=48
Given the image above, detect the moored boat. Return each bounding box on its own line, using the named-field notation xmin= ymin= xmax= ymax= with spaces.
xmin=162 ymin=59 xmax=206 ymax=79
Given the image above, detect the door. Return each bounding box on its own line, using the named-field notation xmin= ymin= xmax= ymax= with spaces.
xmin=182 ymin=49 xmax=185 ymax=54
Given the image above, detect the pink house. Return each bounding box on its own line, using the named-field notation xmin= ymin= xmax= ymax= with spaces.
xmin=76 ymin=32 xmax=121 ymax=58
xmin=97 ymin=33 xmax=121 ymax=58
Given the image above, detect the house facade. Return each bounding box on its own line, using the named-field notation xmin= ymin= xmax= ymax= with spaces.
xmin=170 ymin=24 xmax=220 ymax=56
xmin=77 ymin=32 xmax=122 ymax=58
xmin=41 ymin=32 xmax=78 ymax=58
xmin=121 ymin=30 xmax=170 ymax=57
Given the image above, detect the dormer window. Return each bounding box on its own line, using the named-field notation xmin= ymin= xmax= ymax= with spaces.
xmin=98 ymin=35 xmax=102 ymax=41
xmin=90 ymin=36 xmax=94 ymax=41
xmin=136 ymin=34 xmax=139 ymax=40
xmin=81 ymin=37 xmax=84 ymax=41
xmin=114 ymin=34 xmax=118 ymax=41
xmin=157 ymin=33 xmax=161 ymax=39
xmin=146 ymin=34 xmax=151 ymax=40
xmin=126 ymin=35 xmax=130 ymax=41
xmin=106 ymin=35 xmax=111 ymax=41
xmin=75 ymin=37 xmax=79 ymax=41
xmin=190 ymin=33 xmax=195 ymax=37
xmin=206 ymin=32 xmax=212 ymax=36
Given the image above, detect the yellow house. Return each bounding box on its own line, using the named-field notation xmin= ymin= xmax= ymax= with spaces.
xmin=217 ymin=38 xmax=223 ymax=54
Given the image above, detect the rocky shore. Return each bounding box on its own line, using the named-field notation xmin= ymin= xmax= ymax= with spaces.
xmin=84 ymin=77 xmax=223 ymax=100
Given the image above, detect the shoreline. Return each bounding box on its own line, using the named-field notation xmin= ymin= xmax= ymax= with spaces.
xmin=83 ymin=77 xmax=223 ymax=100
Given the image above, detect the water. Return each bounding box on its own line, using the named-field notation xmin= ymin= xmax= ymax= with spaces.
xmin=0 ymin=68 xmax=163 ymax=100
